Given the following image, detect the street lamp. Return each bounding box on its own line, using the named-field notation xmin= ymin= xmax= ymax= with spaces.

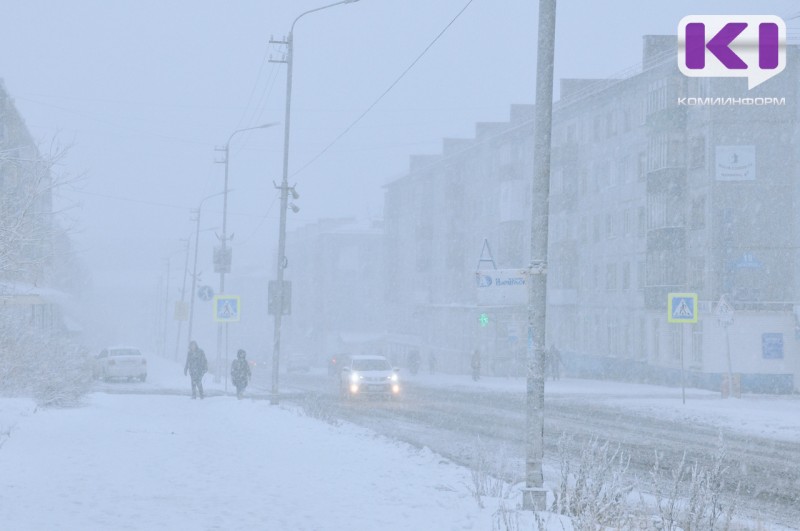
xmin=187 ymin=191 xmax=225 ymax=348
xmin=214 ymin=122 xmax=278 ymax=384
xmin=269 ymin=0 xmax=360 ymax=405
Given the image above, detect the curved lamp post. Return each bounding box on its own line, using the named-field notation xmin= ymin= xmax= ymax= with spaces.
xmin=214 ymin=122 xmax=278 ymax=384
xmin=187 ymin=191 xmax=225 ymax=346
xmin=270 ymin=0 xmax=360 ymax=405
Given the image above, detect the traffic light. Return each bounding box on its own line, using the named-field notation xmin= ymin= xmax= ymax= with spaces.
xmin=478 ymin=312 xmax=489 ymax=327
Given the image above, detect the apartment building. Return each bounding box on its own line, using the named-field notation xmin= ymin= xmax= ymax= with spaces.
xmin=383 ymin=36 xmax=800 ymax=392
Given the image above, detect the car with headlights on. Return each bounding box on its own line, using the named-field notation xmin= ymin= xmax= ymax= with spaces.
xmin=94 ymin=347 xmax=147 ymax=382
xmin=339 ymin=355 xmax=400 ymax=399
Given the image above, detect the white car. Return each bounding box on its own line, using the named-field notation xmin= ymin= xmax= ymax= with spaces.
xmin=95 ymin=347 xmax=147 ymax=382
xmin=340 ymin=355 xmax=400 ymax=399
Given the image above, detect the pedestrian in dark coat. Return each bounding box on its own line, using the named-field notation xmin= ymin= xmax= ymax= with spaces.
xmin=470 ymin=349 xmax=481 ymax=381
xmin=230 ymin=349 xmax=252 ymax=399
xmin=184 ymin=340 xmax=208 ymax=399
xmin=547 ymin=344 xmax=562 ymax=381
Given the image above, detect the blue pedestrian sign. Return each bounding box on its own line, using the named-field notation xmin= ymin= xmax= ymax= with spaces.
xmin=198 ymin=285 xmax=214 ymax=302
xmin=213 ymin=295 xmax=240 ymax=322
xmin=667 ymin=293 xmax=698 ymax=323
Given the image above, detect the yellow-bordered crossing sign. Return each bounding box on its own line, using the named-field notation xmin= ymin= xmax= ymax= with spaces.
xmin=667 ymin=293 xmax=698 ymax=323
xmin=213 ymin=295 xmax=240 ymax=322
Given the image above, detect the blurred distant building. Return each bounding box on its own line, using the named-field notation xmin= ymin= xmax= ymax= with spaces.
xmin=383 ymin=36 xmax=800 ymax=393
xmin=0 ymin=79 xmax=78 ymax=337
xmin=0 ymin=79 xmax=54 ymax=286
xmin=283 ymin=217 xmax=385 ymax=365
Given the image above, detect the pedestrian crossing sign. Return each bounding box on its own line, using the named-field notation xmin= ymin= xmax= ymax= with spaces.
xmin=667 ymin=293 xmax=698 ymax=323
xmin=213 ymin=295 xmax=241 ymax=322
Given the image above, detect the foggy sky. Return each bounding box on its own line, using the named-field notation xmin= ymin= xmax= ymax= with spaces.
xmin=1 ymin=0 xmax=798 ymax=346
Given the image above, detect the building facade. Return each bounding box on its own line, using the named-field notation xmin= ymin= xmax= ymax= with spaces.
xmin=283 ymin=218 xmax=385 ymax=365
xmin=383 ymin=36 xmax=800 ymax=392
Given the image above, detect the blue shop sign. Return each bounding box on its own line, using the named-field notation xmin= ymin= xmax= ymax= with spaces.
xmin=762 ymin=333 xmax=783 ymax=359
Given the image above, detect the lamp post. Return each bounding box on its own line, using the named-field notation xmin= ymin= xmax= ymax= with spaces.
xmin=187 ymin=192 xmax=225 ymax=348
xmin=269 ymin=0 xmax=359 ymax=406
xmin=214 ymin=123 xmax=278 ymax=384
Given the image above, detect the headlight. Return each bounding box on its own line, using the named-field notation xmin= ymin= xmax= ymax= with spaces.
xmin=350 ymin=372 xmax=360 ymax=383
xmin=390 ymin=373 xmax=398 ymax=382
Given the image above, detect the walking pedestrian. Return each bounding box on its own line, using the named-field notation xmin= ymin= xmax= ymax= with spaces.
xmin=470 ymin=349 xmax=481 ymax=381
xmin=184 ymin=340 xmax=208 ymax=399
xmin=548 ymin=344 xmax=562 ymax=381
xmin=230 ymin=349 xmax=252 ymax=399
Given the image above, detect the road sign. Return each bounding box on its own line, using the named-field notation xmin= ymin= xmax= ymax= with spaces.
xmin=475 ymin=268 xmax=527 ymax=306
xmin=714 ymin=294 xmax=734 ymax=324
xmin=198 ymin=285 xmax=214 ymax=301
xmin=667 ymin=293 xmax=698 ymax=323
xmin=213 ymin=295 xmax=240 ymax=322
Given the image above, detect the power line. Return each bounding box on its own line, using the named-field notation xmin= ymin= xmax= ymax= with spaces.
xmin=290 ymin=0 xmax=476 ymax=178
xmin=233 ymin=47 xmax=274 ymax=131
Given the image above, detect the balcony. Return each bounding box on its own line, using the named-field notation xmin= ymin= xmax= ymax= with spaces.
xmin=645 ymin=106 xmax=687 ymax=130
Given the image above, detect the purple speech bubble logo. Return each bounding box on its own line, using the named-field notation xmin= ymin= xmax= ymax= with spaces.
xmin=678 ymin=15 xmax=785 ymax=89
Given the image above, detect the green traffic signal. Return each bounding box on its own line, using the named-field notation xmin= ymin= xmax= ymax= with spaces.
xmin=479 ymin=313 xmax=489 ymax=327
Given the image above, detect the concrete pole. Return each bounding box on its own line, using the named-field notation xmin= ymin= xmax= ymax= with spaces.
xmin=523 ymin=0 xmax=556 ymax=512
xmin=216 ymin=123 xmax=277 ymax=384
xmin=162 ymin=257 xmax=170 ymax=357
xmin=187 ymin=209 xmax=201 ymax=344
xmin=270 ymin=0 xmax=358 ymax=406
xmin=174 ymin=239 xmax=190 ymax=361
xmin=271 ymin=26 xmax=293 ymax=406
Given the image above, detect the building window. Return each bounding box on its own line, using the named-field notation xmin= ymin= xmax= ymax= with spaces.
xmin=638 ymin=317 xmax=647 ymax=359
xmin=690 ymin=196 xmax=706 ymax=229
xmin=566 ymin=123 xmax=576 ymax=143
xmin=606 ymin=111 xmax=616 ymax=137
xmin=671 ymin=326 xmax=682 ymax=361
xmin=689 ymin=135 xmax=706 ymax=168
xmin=593 ymin=215 xmax=601 ymax=242
xmin=691 ymin=321 xmax=703 ymax=366
xmin=593 ymin=115 xmax=604 ymax=141
xmin=596 ymin=160 xmax=610 ymax=188
xmin=623 ymin=208 xmax=632 ymax=237
xmin=637 ymin=207 xmax=646 ymax=237
xmin=688 ymin=256 xmax=705 ymax=290
xmin=652 ymin=318 xmax=660 ymax=360
xmin=637 ymin=261 xmax=645 ymax=290
xmin=606 ymin=263 xmax=617 ymax=291
xmin=606 ymin=213 xmax=615 ymax=239
xmin=622 ymin=261 xmax=631 ymax=290
xmin=646 ymin=78 xmax=669 ymax=115
xmin=607 ymin=316 xmax=619 ymax=356
xmin=579 ymin=169 xmax=587 ymax=196
xmin=618 ymin=155 xmax=632 ymax=184
xmin=637 ymin=152 xmax=647 ymax=181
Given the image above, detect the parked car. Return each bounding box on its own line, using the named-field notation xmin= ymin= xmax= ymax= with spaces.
xmin=94 ymin=347 xmax=147 ymax=382
xmin=339 ymin=355 xmax=400 ymax=399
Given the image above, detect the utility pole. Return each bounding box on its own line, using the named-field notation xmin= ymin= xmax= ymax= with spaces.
xmin=174 ymin=238 xmax=190 ymax=361
xmin=523 ymin=0 xmax=556 ymax=512
xmin=187 ymin=192 xmax=225 ymax=352
xmin=187 ymin=209 xmax=201 ymax=344
xmin=163 ymin=257 xmax=170 ymax=358
xmin=214 ymin=123 xmax=277 ymax=385
xmin=267 ymin=0 xmax=358 ymax=406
